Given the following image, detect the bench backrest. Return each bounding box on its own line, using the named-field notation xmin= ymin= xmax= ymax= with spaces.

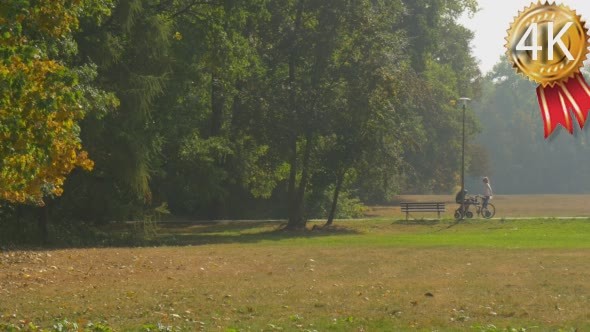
xmin=400 ymin=202 xmax=445 ymax=212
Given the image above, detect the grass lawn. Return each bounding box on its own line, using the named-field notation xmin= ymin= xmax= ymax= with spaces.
xmin=2 ymin=218 xmax=590 ymax=331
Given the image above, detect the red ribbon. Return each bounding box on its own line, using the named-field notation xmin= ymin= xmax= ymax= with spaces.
xmin=536 ymin=73 xmax=590 ymax=138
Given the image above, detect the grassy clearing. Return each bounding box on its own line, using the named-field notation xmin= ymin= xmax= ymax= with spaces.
xmin=158 ymin=218 xmax=590 ymax=249
xmin=2 ymin=218 xmax=590 ymax=331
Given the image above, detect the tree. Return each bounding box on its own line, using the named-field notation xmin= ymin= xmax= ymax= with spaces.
xmin=54 ymin=0 xmax=177 ymax=223
xmin=0 ymin=0 xmax=116 ymax=205
xmin=2 ymin=0 xmax=484 ymax=237
xmin=472 ymin=58 xmax=590 ymax=194
xmin=317 ymin=0 xmax=424 ymax=225
xmin=399 ymin=0 xmax=481 ymax=194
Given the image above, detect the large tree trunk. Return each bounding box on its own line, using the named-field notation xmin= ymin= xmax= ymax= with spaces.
xmin=208 ymin=70 xmax=225 ymax=220
xmin=286 ymin=39 xmax=298 ymax=226
xmin=210 ymin=71 xmax=224 ymax=137
xmin=286 ymin=135 xmax=298 ymax=226
xmin=285 ymin=0 xmax=305 ymax=230
xmin=325 ymin=171 xmax=345 ymax=226
xmin=37 ymin=205 xmax=49 ymax=244
xmin=287 ymin=132 xmax=312 ymax=230
xmin=16 ymin=205 xmax=22 ymax=225
xmin=287 ymin=2 xmax=334 ymax=229
xmin=229 ymin=80 xmax=243 ymax=136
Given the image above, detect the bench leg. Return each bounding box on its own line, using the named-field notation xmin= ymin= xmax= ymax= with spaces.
xmin=406 ymin=211 xmax=409 ymax=221
xmin=438 ymin=211 xmax=441 ymax=220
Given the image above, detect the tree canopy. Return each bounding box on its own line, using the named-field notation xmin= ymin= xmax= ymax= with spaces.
xmin=471 ymin=58 xmax=590 ymax=194
xmin=0 ymin=0 xmax=117 ymax=205
xmin=1 ymin=0 xmax=481 ymax=238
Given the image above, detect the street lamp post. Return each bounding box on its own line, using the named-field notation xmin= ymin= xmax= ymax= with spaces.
xmin=458 ymin=97 xmax=471 ymax=218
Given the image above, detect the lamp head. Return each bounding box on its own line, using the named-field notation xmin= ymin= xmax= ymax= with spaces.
xmin=458 ymin=97 xmax=471 ymax=107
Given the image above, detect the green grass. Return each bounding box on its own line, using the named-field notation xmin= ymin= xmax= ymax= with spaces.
xmin=159 ymin=218 xmax=590 ymax=249
xmin=3 ymin=218 xmax=590 ymax=331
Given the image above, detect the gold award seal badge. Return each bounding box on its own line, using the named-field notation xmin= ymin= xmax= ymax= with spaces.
xmin=506 ymin=2 xmax=590 ymax=138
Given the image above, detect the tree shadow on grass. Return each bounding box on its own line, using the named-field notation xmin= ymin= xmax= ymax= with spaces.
xmin=393 ymin=219 xmax=469 ymax=234
xmin=393 ymin=219 xmax=442 ymax=226
xmin=435 ymin=220 xmax=462 ymax=232
xmin=3 ymin=220 xmax=362 ymax=250
xmin=157 ymin=220 xmax=283 ymax=234
xmin=156 ymin=221 xmax=361 ymax=246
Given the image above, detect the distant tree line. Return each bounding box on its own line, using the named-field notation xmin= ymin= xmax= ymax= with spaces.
xmin=0 ymin=0 xmax=481 ymax=241
xmin=472 ymin=58 xmax=590 ymax=194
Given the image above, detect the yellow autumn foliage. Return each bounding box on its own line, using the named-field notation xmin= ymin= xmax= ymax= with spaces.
xmin=0 ymin=0 xmax=99 ymax=205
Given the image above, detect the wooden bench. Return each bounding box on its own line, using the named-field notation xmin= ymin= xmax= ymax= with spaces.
xmin=400 ymin=202 xmax=445 ymax=220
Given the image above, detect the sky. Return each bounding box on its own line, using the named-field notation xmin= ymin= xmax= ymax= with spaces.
xmin=459 ymin=0 xmax=590 ymax=74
